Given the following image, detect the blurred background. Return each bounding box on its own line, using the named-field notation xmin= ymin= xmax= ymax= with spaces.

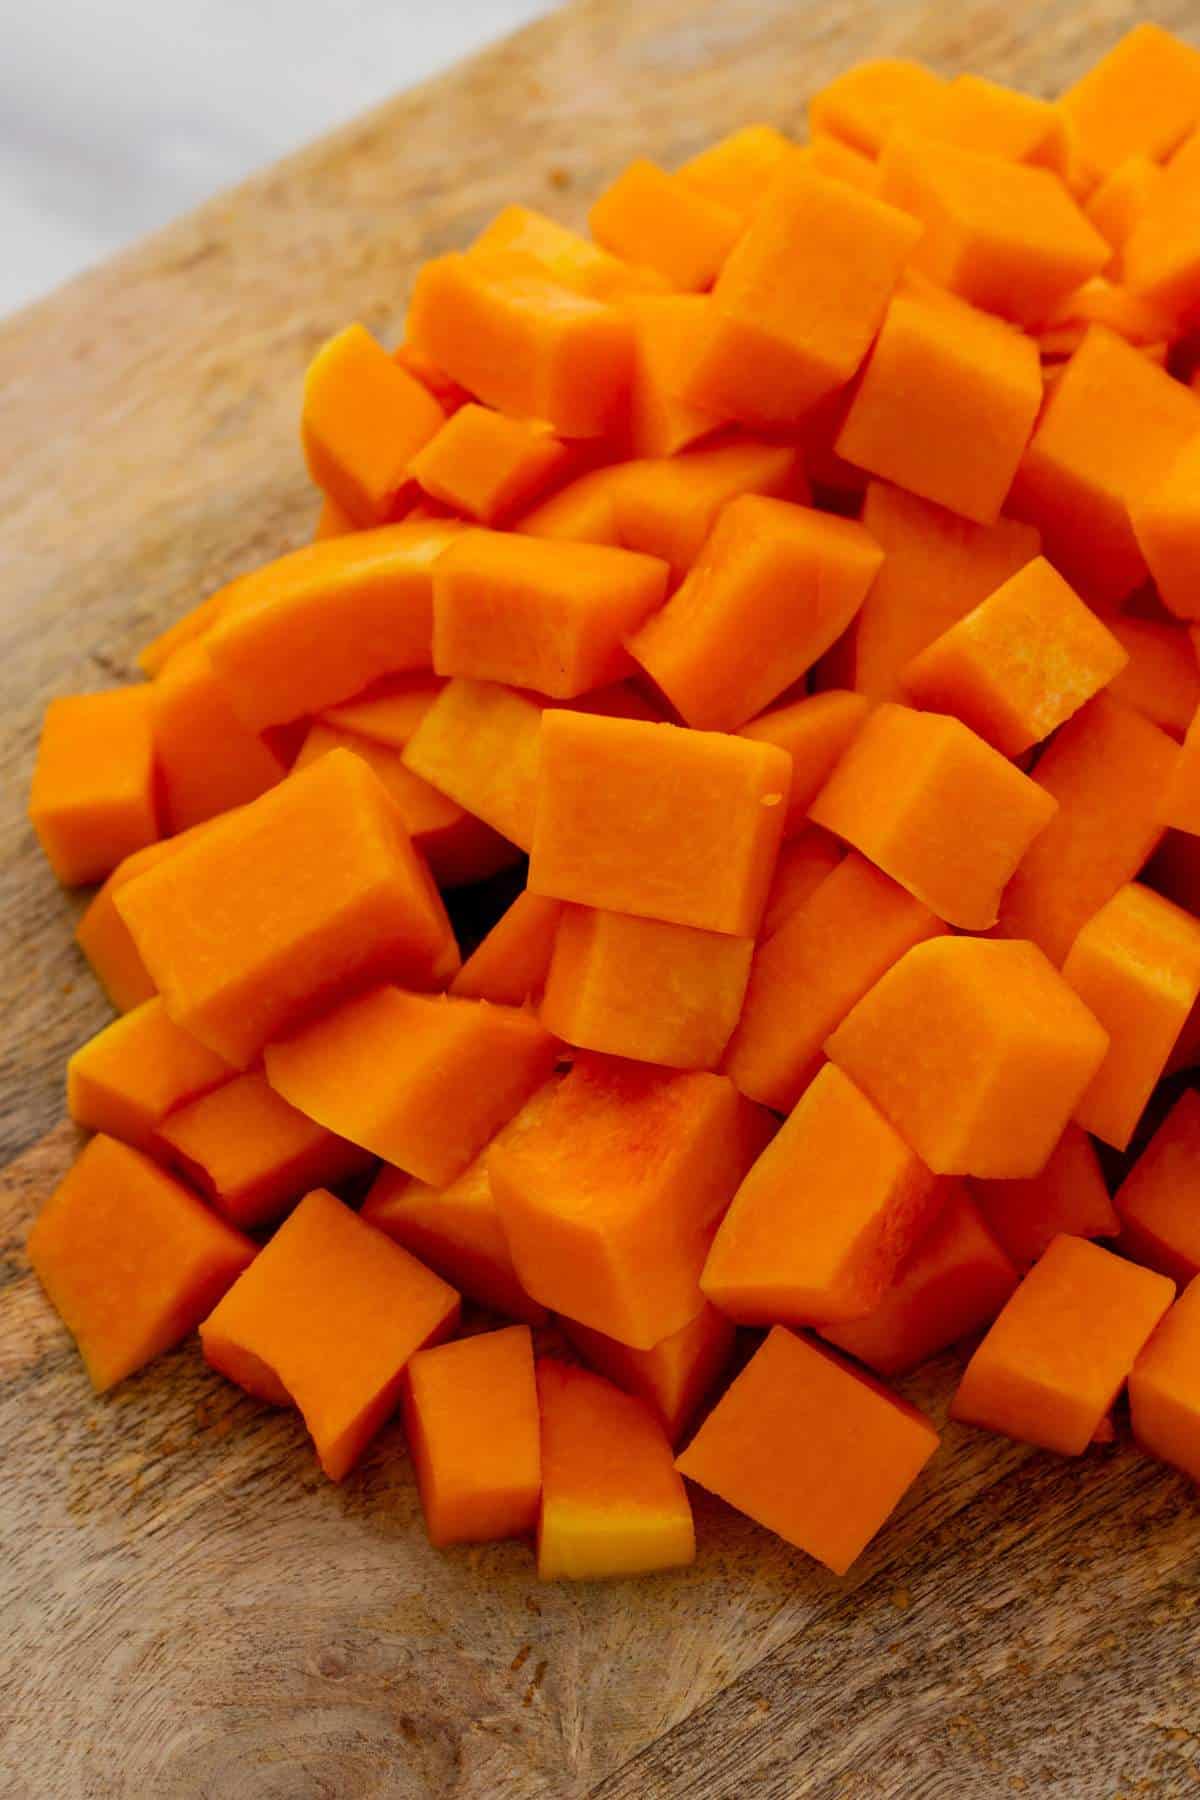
xmin=0 ymin=0 xmax=559 ymax=318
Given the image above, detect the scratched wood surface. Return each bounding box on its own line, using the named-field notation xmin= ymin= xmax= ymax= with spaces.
xmin=3 ymin=2 xmax=1200 ymax=1795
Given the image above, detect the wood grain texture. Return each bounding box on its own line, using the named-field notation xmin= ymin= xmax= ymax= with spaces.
xmin=3 ymin=2 xmax=1200 ymax=1795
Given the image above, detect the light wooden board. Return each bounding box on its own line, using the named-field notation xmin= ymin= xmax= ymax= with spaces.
xmin=3 ymin=2 xmax=1200 ymax=1794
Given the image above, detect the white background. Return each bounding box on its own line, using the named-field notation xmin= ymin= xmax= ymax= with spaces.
xmin=0 ymin=0 xmax=559 ymax=318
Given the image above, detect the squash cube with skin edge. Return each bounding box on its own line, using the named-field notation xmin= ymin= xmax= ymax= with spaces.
xmin=676 ymin=1326 xmax=939 ymax=1577
xmin=488 ymin=1053 xmax=775 ymax=1350
xmin=899 ymin=557 xmax=1129 ymax=756
xmin=627 ymin=496 xmax=882 ymax=732
xmin=739 ymin=692 xmax=871 ymax=836
xmin=1061 ymin=883 xmax=1200 ymax=1152
xmin=834 ymin=289 xmax=1042 ymax=526
xmin=950 ymin=1234 xmax=1175 ymax=1456
xmin=1131 ymin=433 xmax=1200 ymax=623
xmin=115 ymin=750 xmax=459 ymax=1069
xmin=821 ymin=1184 xmax=1019 ymax=1379
xmin=200 ymin=1188 xmax=460 ymax=1482
xmin=403 ymin=1326 xmax=541 ymax=1549
xmin=589 ymin=158 xmax=743 ymax=292
xmin=264 ymin=987 xmax=558 ymax=1188
xmin=407 ymin=405 xmax=568 ymax=525
xmin=67 ymin=996 xmax=233 ymax=1154
xmin=558 ymin=1304 xmax=736 ymax=1447
xmin=970 ymin=1125 xmax=1118 ymax=1270
xmin=1113 ymin=1091 xmax=1200 ymax=1286
xmin=28 ymin=1134 xmax=255 ymax=1394
xmin=702 ymin=1063 xmax=943 ymax=1327
xmin=536 ymin=1359 xmax=695 ymax=1580
xmin=541 ymin=906 xmax=753 ymax=1071
xmin=808 ymin=703 xmax=1057 ymax=932
xmin=1129 ymin=1275 xmax=1200 ymax=1485
xmin=678 ymin=164 xmax=921 ymax=428
xmin=30 ymin=688 xmax=158 ymax=887
xmin=826 ymin=937 xmax=1110 ymax=1179
xmin=301 ymin=323 xmax=445 ymax=527
xmin=529 ymin=712 xmax=790 ymax=937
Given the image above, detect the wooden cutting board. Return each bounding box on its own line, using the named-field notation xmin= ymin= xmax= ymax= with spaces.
xmin=4 ymin=2 xmax=1200 ymax=1794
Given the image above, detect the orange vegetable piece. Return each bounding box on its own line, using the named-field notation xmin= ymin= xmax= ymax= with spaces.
xmin=1059 ymin=23 xmax=1200 ymax=177
xmin=301 ymin=323 xmax=445 ymax=527
xmin=906 ymin=73 xmax=1069 ymax=172
xmin=156 ymin=1070 xmax=371 ymax=1231
xmin=1161 ymin=709 xmax=1200 ymax=838
xmin=741 ymin=693 xmax=870 ymax=835
xmin=541 ymin=905 xmax=753 ymax=1070
xmin=1124 ymin=129 xmax=1200 ymax=321
xmin=136 ymin=589 xmax=231 ymax=677
xmin=514 ymin=464 xmax=628 ymax=547
xmin=204 ymin=521 xmax=461 ymax=732
xmin=809 ymin=58 xmax=946 ymax=157
xmin=702 ymin=1063 xmax=942 ymax=1326
xmin=489 ymin=1053 xmax=774 ymax=1348
xmin=835 ymin=289 xmax=1042 ymax=524
xmin=1130 ymin=431 xmax=1200 ymax=623
xmin=1107 ymin=616 xmax=1200 ymax=737
xmin=590 ymin=158 xmax=742 ymax=291
xmin=899 ymin=556 xmax=1128 ymax=756
xmin=724 ymin=852 xmax=945 ymax=1112
xmin=1009 ymin=326 xmax=1200 ymax=607
xmin=1085 ymin=155 xmax=1165 ymax=265
xmin=678 ymin=163 xmax=920 ymax=426
xmin=611 ymin=439 xmax=803 ymax=577
xmin=406 ymin=250 xmax=633 ymax=439
xmin=408 ymin=404 xmax=568 ymax=524
xmin=313 ymin=495 xmax=357 ymax=542
xmin=361 ymin=1082 xmax=558 ymax=1323
xmin=996 ymin=695 xmax=1177 ymax=963
xmin=536 ymin=1358 xmax=695 ymax=1579
xmin=528 ymin=711 xmax=790 ymax=936
xmin=822 ymin=1184 xmax=1019 ymax=1378
xmin=67 ymin=995 xmax=232 ymax=1151
xmin=1061 ymin=882 xmax=1200 ymax=1150
xmin=808 ymin=702 xmax=1057 ymax=931
xmin=826 ymin=937 xmax=1110 ymax=1178
xmin=801 ymin=135 xmax=879 ymax=192
xmin=1128 ymin=1274 xmax=1200 ymax=1483
xmin=877 ymin=134 xmax=1110 ymax=327
xmin=471 ymin=203 xmax=668 ymax=301
xmin=626 ymin=295 xmax=727 ymax=458
xmin=402 ymin=678 xmax=543 ymax=850
xmin=970 ymin=1124 xmax=1118 ymax=1269
xmin=392 ymin=340 xmax=473 ymax=412
xmin=75 ymin=832 xmax=200 ymax=1012
xmin=321 ymin=672 xmax=445 ymax=749
xmin=1042 ymin=276 xmax=1173 ymax=347
xmin=28 ymin=1133 xmax=255 ymax=1393
xmin=950 ymin=1233 xmax=1175 ymax=1454
xmin=829 ymin=479 xmax=1040 ymax=700
xmin=151 ymin=640 xmax=287 ymax=832
xmin=677 ymin=124 xmax=795 ymax=220
xmin=265 ymin=986 xmax=557 ymax=1186
xmin=677 ymin=1326 xmax=939 ymax=1576
xmin=200 ymin=1188 xmax=459 ymax=1480
xmin=758 ymin=825 xmax=845 ymax=939
xmin=30 ymin=688 xmax=158 ymax=886
xmin=403 ymin=1325 xmax=540 ymax=1548
xmin=432 ymin=529 xmax=667 ymax=698
xmin=449 ymin=891 xmax=564 ymax=1005
xmin=115 ymin=749 xmax=459 ymax=1067
xmin=1113 ymin=1091 xmax=1200 ymax=1285
xmin=628 ymin=496 xmax=882 ymax=730
xmin=558 ymin=1303 xmax=735 ymax=1445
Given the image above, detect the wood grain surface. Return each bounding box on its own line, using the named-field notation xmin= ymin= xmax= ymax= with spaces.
xmin=3 ymin=3 xmax=1200 ymax=1795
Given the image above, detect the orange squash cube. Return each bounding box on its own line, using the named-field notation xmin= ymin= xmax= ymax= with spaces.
xmin=1124 ymin=129 xmax=1200 ymax=322
xmin=264 ymin=987 xmax=557 ymax=1187
xmin=1059 ymin=23 xmax=1200 ymax=176
xmin=950 ymin=1234 xmax=1175 ymax=1454
xmin=826 ymin=937 xmax=1110 ymax=1178
xmin=30 ymin=688 xmax=158 ymax=886
xmin=541 ymin=905 xmax=753 ymax=1070
xmin=907 ymin=73 xmax=1069 ymax=171
xmin=590 ymin=158 xmax=742 ymax=291
xmin=489 ymin=1053 xmax=774 ymax=1349
xmin=403 ymin=1326 xmax=541 ymax=1547
xmin=808 ymin=703 xmax=1057 ymax=931
xmin=1062 ymin=883 xmax=1200 ymax=1150
xmin=321 ymin=672 xmax=445 ymax=749
xmin=115 ymin=750 xmax=459 ymax=1067
xmin=301 ymin=323 xmax=445 ymax=527
xmin=1129 ymin=1275 xmax=1200 ymax=1483
xmin=151 ymin=640 xmax=287 ymax=832
xmin=1106 ymin=616 xmax=1200 ymax=738
xmin=449 ymin=891 xmax=563 ymax=1005
xmin=1161 ymin=706 xmax=1200 ymax=839
xmin=529 ymin=711 xmax=790 ymax=936
xmin=702 ymin=1063 xmax=942 ymax=1326
xmin=1113 ymin=1091 xmax=1200 ymax=1285
xmin=835 ymin=289 xmax=1042 ymax=525
xmin=822 ymin=1184 xmax=1018 ymax=1378
xmin=75 ymin=832 xmax=203 ymax=1013
xmin=200 ymin=1188 xmax=459 ymax=1480
xmin=67 ymin=996 xmax=232 ymax=1152
xmin=628 ymin=496 xmax=882 ymax=730
xmin=402 ymin=678 xmax=543 ymax=850
xmin=313 ymin=495 xmax=355 ymax=541
xmin=899 ymin=556 xmax=1128 ymax=755
xmin=625 ymin=294 xmax=728 ymax=458
xmin=611 ymin=439 xmax=804 ymax=577
xmin=677 ymin=124 xmax=796 ymax=219
xmin=515 ymin=464 xmax=629 ymax=547
xmin=28 ymin=1134 xmax=255 ymax=1393
xmin=1130 ymin=432 xmax=1200 ymax=623
xmin=558 ymin=1303 xmax=735 ymax=1445
xmin=677 ymin=1326 xmax=939 ymax=1575
xmin=470 ymin=204 xmax=668 ymax=301
xmin=537 ymin=1359 xmax=695 ymax=1579
xmin=136 ymin=589 xmax=231 ymax=678
xmin=758 ymin=826 xmax=845 ymax=940
xmin=1085 ymin=155 xmax=1165 ymax=262
xmin=809 ymin=58 xmax=945 ymax=156
xmin=407 ymin=404 xmax=568 ymax=525
xmin=970 ymin=1125 xmax=1118 ymax=1268
xmin=739 ymin=692 xmax=871 ymax=835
